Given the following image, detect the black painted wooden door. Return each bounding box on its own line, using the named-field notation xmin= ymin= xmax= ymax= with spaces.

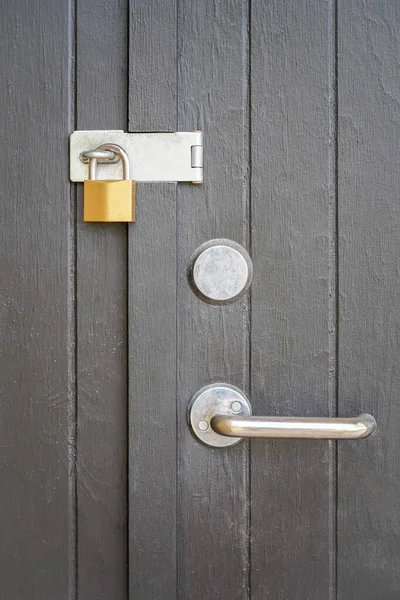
xmin=1 ymin=1 xmax=399 ymax=599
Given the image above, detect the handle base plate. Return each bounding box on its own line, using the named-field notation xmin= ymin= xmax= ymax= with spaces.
xmin=188 ymin=384 xmax=251 ymax=447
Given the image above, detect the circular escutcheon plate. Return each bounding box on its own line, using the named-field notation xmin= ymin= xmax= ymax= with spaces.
xmin=188 ymin=383 xmax=252 ymax=447
xmin=188 ymin=239 xmax=253 ymax=305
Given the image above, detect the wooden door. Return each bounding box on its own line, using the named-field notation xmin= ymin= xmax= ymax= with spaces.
xmin=1 ymin=1 xmax=399 ymax=599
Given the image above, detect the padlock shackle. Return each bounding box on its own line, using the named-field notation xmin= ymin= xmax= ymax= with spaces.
xmin=88 ymin=157 xmax=97 ymax=180
xmin=89 ymin=143 xmax=130 ymax=180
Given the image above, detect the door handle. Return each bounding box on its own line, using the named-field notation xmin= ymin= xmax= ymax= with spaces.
xmin=189 ymin=384 xmax=376 ymax=447
xmin=211 ymin=414 xmax=376 ymax=439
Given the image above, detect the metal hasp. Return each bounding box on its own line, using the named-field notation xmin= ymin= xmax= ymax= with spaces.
xmin=188 ymin=240 xmax=253 ymax=305
xmin=189 ymin=384 xmax=377 ymax=448
xmin=70 ymin=130 xmax=203 ymax=183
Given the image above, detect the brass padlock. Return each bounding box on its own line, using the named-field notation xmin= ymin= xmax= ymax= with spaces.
xmin=83 ymin=143 xmax=136 ymax=222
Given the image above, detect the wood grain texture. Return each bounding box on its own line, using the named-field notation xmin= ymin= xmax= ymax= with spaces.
xmin=2 ymin=2 xmax=399 ymax=598
xmin=0 ymin=1 xmax=72 ymax=598
xmin=129 ymin=0 xmax=177 ymax=132
xmin=337 ymin=1 xmax=400 ymax=597
xmin=76 ymin=1 xmax=128 ymax=598
xmin=176 ymin=1 xmax=250 ymax=598
xmin=250 ymin=2 xmax=336 ymax=598
xmin=128 ymin=2 xmax=177 ymax=598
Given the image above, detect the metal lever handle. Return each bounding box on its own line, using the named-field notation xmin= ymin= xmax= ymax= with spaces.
xmin=211 ymin=414 xmax=376 ymax=439
xmin=189 ymin=384 xmax=377 ymax=448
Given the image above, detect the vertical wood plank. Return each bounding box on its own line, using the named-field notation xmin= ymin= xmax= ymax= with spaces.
xmin=76 ymin=1 xmax=128 ymax=598
xmin=337 ymin=1 xmax=400 ymax=597
xmin=0 ymin=1 xmax=72 ymax=598
xmin=129 ymin=0 xmax=177 ymax=132
xmin=250 ymin=2 xmax=335 ymax=598
xmin=177 ymin=1 xmax=250 ymax=598
xmin=128 ymin=2 xmax=177 ymax=598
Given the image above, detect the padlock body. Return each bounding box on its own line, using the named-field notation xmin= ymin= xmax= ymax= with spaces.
xmin=84 ymin=180 xmax=136 ymax=222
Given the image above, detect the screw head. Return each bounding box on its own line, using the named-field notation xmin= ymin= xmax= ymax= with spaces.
xmin=198 ymin=420 xmax=209 ymax=431
xmin=231 ymin=401 xmax=242 ymax=413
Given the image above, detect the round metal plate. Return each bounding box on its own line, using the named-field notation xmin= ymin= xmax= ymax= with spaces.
xmin=188 ymin=239 xmax=253 ymax=305
xmin=188 ymin=383 xmax=252 ymax=447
